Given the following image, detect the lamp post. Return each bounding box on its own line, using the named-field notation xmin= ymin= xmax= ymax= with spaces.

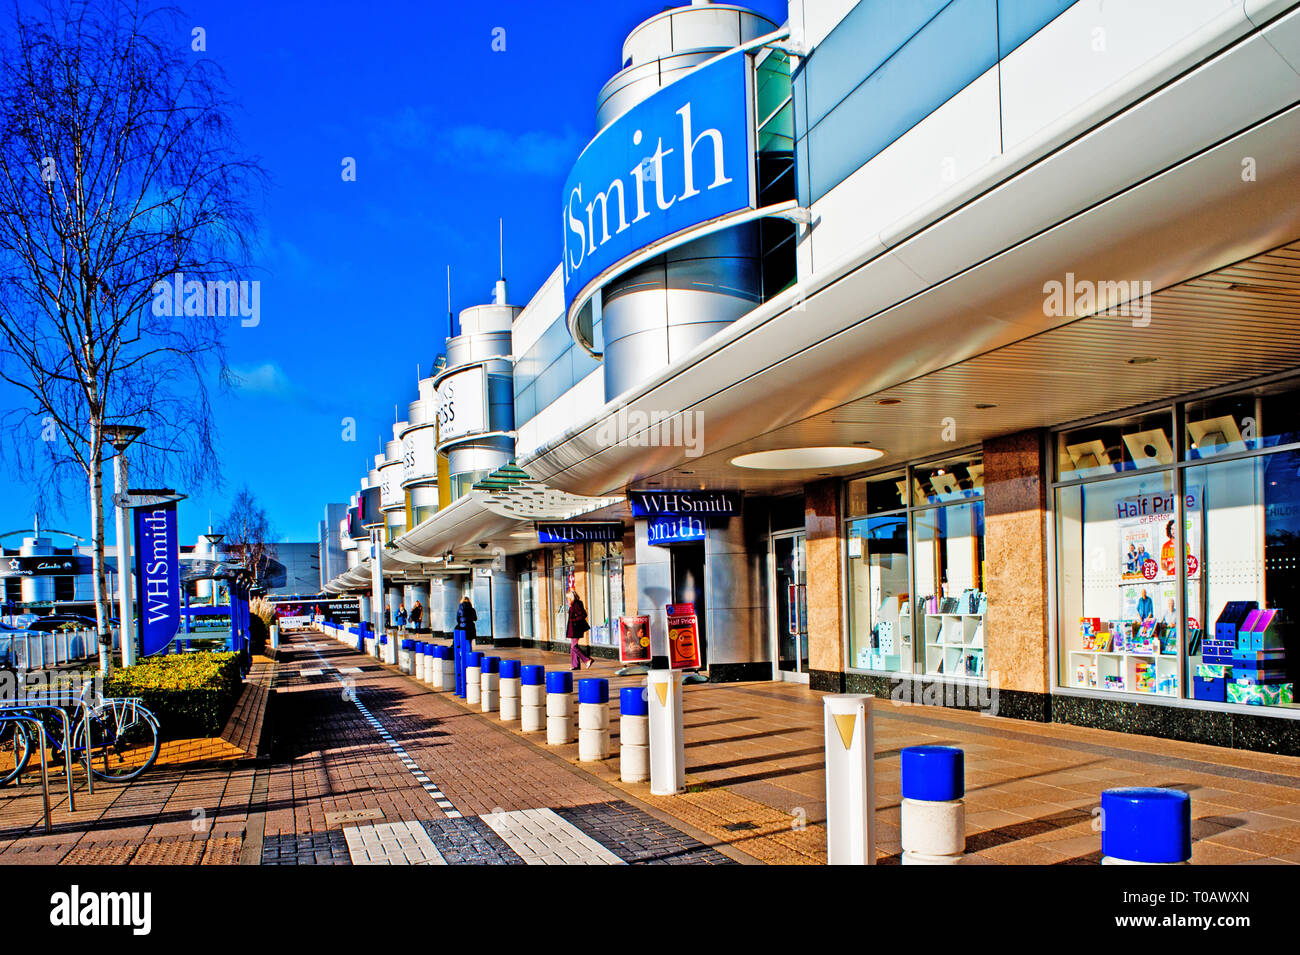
xmin=103 ymin=423 xmax=144 ymax=672
xmin=204 ymin=532 xmax=225 ymax=606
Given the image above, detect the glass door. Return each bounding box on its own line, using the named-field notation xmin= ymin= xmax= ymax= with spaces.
xmin=772 ymin=532 xmax=808 ymax=681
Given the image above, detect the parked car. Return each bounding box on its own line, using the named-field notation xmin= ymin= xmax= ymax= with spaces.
xmin=26 ymin=614 xmax=101 ymax=632
xmin=0 ymin=621 xmax=40 ymax=667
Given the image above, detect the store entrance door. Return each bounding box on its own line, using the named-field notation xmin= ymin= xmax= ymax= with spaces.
xmin=670 ymin=543 xmax=707 ymax=669
xmin=771 ymin=532 xmax=809 ymax=682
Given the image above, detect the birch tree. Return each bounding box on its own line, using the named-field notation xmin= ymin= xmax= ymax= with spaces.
xmin=0 ymin=0 xmax=263 ymax=670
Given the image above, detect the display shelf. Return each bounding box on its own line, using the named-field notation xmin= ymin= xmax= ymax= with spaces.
xmin=924 ymin=613 xmax=984 ymax=678
xmin=1069 ymin=649 xmax=1178 ymax=695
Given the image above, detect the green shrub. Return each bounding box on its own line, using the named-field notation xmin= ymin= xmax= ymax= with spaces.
xmin=102 ymin=651 xmax=243 ymax=740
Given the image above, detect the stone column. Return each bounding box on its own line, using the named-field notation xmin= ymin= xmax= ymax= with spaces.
xmin=806 ymin=479 xmax=845 ymax=692
xmin=982 ymin=430 xmax=1051 ymax=720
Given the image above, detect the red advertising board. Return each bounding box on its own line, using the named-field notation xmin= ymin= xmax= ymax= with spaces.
xmin=666 ymin=603 xmax=701 ymax=670
xmin=619 ymin=615 xmax=652 ymax=664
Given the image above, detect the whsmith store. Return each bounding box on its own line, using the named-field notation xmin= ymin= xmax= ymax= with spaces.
xmin=320 ymin=0 xmax=1300 ymax=753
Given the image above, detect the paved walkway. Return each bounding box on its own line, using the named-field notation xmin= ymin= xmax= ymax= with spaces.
xmin=5 ymin=627 xmax=1300 ymax=864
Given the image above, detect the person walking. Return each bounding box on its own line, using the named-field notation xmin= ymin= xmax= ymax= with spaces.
xmin=456 ymin=595 xmax=477 ymax=647
xmin=410 ymin=600 xmax=423 ymax=632
xmin=395 ymin=603 xmax=408 ymax=628
xmin=566 ymin=589 xmax=593 ymax=670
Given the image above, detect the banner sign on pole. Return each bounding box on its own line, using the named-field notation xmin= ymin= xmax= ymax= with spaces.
xmin=133 ymin=502 xmax=181 ymax=656
xmin=619 ymin=615 xmax=652 ymax=664
xmin=665 ymin=603 xmax=701 ymax=670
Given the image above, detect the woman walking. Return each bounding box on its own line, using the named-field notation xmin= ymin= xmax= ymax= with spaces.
xmin=566 ymin=589 xmax=593 ymax=670
xmin=456 ymin=595 xmax=478 ymax=648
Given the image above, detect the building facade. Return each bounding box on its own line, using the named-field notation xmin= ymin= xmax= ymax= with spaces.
xmin=320 ymin=0 xmax=1300 ymax=753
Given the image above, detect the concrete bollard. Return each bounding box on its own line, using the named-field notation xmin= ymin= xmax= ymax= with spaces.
xmin=364 ymin=634 xmax=376 ymax=657
xmin=619 ymin=686 xmax=649 ymax=783
xmin=499 ymin=659 xmax=521 ymax=721
xmin=545 ymin=670 xmax=575 ymax=745
xmin=465 ymin=652 xmax=483 ymax=705
xmin=823 ymin=694 xmax=876 ymax=865
xmin=480 ymin=656 xmax=500 ymax=713
xmin=647 ymin=669 xmax=685 ymax=795
xmin=900 ymin=745 xmax=965 ymax=865
xmin=577 ymin=678 xmax=610 ymax=762
xmin=270 ymin=623 xmax=280 ymax=651
xmin=440 ymin=645 xmax=456 ymax=690
xmin=1100 ymin=788 xmax=1192 ymax=865
xmin=521 ymin=665 xmax=546 ymax=732
xmin=418 ymin=642 xmax=430 ymax=682
xmin=429 ymin=645 xmax=447 ymax=689
xmin=398 ymin=639 xmax=413 ymax=675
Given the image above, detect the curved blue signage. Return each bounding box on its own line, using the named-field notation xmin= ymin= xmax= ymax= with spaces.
xmin=562 ymin=52 xmax=755 ymax=313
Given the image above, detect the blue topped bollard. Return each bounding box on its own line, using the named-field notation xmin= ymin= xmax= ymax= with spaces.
xmin=899 ymin=745 xmax=965 ymax=865
xmin=465 ymin=651 xmax=484 ymax=705
xmin=499 ymin=658 xmax=522 ymax=721
xmin=520 ymin=665 xmax=546 ymax=732
xmin=480 ymin=656 xmax=501 ymax=713
xmin=619 ymin=685 xmax=650 ymax=782
xmin=1100 ymin=788 xmax=1191 ymax=865
xmin=546 ymin=670 xmax=574 ymax=745
xmin=578 ymin=678 xmax=610 ymax=761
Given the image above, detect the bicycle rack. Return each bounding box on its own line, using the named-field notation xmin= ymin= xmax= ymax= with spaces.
xmin=0 ymin=712 xmax=54 ymax=834
xmin=0 ymin=700 xmax=89 ymax=811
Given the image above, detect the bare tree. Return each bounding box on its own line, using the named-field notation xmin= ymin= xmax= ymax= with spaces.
xmin=0 ymin=0 xmax=263 ymax=670
xmin=216 ymin=485 xmax=278 ymax=590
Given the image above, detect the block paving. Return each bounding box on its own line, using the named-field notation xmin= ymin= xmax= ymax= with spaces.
xmin=5 ymin=626 xmax=1300 ymax=864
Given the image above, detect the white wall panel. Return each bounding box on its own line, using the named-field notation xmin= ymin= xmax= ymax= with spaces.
xmin=515 ymin=367 xmax=604 ymax=460
xmin=1000 ymin=0 xmax=1246 ymax=151
xmin=791 ymin=0 xmax=863 ymax=50
xmin=805 ymin=67 xmax=1001 ymax=277
xmin=511 ymin=265 xmax=563 ymax=357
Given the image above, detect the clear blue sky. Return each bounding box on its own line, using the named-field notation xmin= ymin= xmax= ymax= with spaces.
xmin=0 ymin=0 xmax=789 ymax=547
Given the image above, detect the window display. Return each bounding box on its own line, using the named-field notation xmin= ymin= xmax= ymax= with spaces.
xmin=846 ymin=456 xmax=985 ymax=677
xmin=1055 ymin=387 xmax=1299 ymax=709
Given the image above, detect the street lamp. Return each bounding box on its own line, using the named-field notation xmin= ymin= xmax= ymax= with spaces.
xmin=204 ymin=532 xmax=225 ymax=606
xmin=102 ymin=423 xmax=144 ymax=673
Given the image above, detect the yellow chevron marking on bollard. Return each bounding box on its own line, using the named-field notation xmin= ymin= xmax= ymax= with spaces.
xmin=832 ymin=712 xmax=856 ymax=751
xmin=653 ymin=681 xmax=669 ymax=707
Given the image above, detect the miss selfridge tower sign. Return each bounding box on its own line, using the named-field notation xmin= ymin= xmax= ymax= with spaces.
xmin=562 ymin=52 xmax=755 ymax=315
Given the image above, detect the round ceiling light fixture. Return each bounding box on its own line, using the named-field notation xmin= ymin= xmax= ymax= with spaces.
xmin=731 ymin=446 xmax=885 ymax=470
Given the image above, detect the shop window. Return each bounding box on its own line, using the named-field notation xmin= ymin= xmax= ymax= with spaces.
xmin=586 ymin=542 xmax=625 ymax=647
xmin=848 ymin=513 xmax=910 ymax=671
xmin=845 ymin=457 xmax=986 ymax=677
xmin=519 ymin=570 xmax=536 ymax=641
xmin=1185 ymin=382 xmax=1300 ymax=460
xmin=1056 ymin=471 xmax=1182 ymax=696
xmin=914 ymin=500 xmax=986 ymax=678
xmin=1183 ymin=451 xmax=1300 ymax=709
xmin=1056 ymin=409 xmax=1175 ymax=481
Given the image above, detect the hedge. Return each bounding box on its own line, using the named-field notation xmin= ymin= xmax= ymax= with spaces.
xmin=102 ymin=652 xmax=243 ymax=740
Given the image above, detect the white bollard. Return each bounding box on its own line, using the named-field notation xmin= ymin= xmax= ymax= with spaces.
xmin=466 ymin=653 xmax=482 ymax=706
xmin=440 ymin=647 xmax=455 ymax=690
xmin=647 ymin=670 xmax=685 ymax=795
xmin=500 ymin=660 xmax=521 ymax=721
xmin=397 ymin=639 xmax=413 ymax=675
xmin=480 ymin=656 xmax=499 ymax=713
xmin=416 ymin=643 xmax=428 ymax=682
xmin=823 ymin=694 xmax=876 ymax=865
xmin=270 ymin=623 xmax=280 ymax=651
xmin=429 ymin=646 xmax=446 ymax=689
xmin=521 ymin=665 xmax=545 ymax=732
xmin=619 ymin=686 xmax=650 ymax=783
xmin=545 ymin=671 xmax=575 ymax=745
xmin=899 ymin=746 xmax=965 ymax=865
xmin=577 ymin=679 xmax=610 ymax=762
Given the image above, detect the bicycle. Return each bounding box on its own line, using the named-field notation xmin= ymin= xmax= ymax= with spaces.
xmin=0 ymin=686 xmax=161 ymax=785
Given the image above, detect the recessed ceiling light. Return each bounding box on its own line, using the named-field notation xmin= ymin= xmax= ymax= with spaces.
xmin=1127 ymin=357 xmax=1158 ymax=365
xmin=876 ymin=398 xmax=901 ymax=406
xmin=731 ymin=447 xmax=885 ymax=470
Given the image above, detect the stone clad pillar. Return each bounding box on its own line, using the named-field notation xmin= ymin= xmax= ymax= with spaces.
xmin=806 ymin=479 xmax=845 ymax=691
xmin=982 ymin=430 xmax=1051 ymax=718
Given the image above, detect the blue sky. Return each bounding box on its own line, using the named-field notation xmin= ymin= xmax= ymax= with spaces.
xmin=0 ymin=0 xmax=789 ymax=547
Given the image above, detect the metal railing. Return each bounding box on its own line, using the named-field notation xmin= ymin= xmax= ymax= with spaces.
xmin=0 ymin=697 xmax=92 ymax=833
xmin=3 ymin=628 xmax=113 ymax=670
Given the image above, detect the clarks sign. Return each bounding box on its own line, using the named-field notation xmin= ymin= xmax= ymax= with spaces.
xmin=562 ymin=52 xmax=754 ymax=314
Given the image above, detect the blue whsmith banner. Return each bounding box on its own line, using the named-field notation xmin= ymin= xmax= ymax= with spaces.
xmin=133 ymin=502 xmax=181 ymax=656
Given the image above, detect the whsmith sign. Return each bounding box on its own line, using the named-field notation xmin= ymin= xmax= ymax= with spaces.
xmin=629 ymin=490 xmax=741 ymax=518
xmin=562 ymin=52 xmax=755 ymax=316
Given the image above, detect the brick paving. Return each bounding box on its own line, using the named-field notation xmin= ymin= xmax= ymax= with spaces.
xmin=6 ymin=625 xmax=1300 ymax=864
